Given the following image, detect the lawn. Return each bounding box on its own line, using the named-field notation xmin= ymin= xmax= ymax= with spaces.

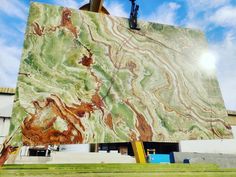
xmin=1 ymin=164 xmax=236 ymax=177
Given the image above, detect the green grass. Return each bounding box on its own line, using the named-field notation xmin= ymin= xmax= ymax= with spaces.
xmin=1 ymin=164 xmax=236 ymax=177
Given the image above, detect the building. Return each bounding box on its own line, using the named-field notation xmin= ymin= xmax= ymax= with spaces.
xmin=0 ymin=88 xmax=15 ymax=144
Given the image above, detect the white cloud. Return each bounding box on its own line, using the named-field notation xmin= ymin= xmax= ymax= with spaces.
xmin=184 ymin=0 xmax=230 ymax=30
xmin=187 ymin=0 xmax=229 ymax=15
xmin=211 ymin=31 xmax=236 ymax=110
xmin=53 ymin=0 xmax=129 ymax=17
xmin=143 ymin=2 xmax=181 ymax=25
xmin=53 ymin=0 xmax=89 ymax=9
xmin=53 ymin=0 xmax=129 ymax=18
xmin=0 ymin=0 xmax=28 ymax=20
xmin=0 ymin=38 xmax=21 ymax=88
xmin=105 ymin=1 xmax=129 ymax=18
xmin=209 ymin=6 xmax=236 ymax=27
xmin=0 ymin=1 xmax=27 ymax=88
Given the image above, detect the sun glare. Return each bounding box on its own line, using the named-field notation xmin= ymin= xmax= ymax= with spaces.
xmin=199 ymin=52 xmax=218 ymax=73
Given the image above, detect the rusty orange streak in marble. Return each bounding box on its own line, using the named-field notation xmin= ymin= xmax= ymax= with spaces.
xmin=80 ymin=52 xmax=93 ymax=67
xmin=32 ymin=22 xmax=44 ymax=36
xmin=92 ymin=93 xmax=104 ymax=109
xmin=78 ymin=50 xmax=105 ymax=115
xmin=66 ymin=102 xmax=94 ymax=118
xmin=124 ymin=100 xmax=153 ymax=141
xmin=21 ymin=95 xmax=85 ymax=145
xmin=105 ymin=113 xmax=113 ymax=130
xmin=61 ymin=8 xmax=77 ymax=38
xmin=0 ymin=145 xmax=16 ymax=166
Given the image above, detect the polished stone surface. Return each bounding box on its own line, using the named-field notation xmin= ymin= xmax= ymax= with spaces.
xmin=10 ymin=2 xmax=232 ymax=145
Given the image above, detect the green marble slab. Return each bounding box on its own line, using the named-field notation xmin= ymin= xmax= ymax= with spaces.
xmin=10 ymin=2 xmax=232 ymax=145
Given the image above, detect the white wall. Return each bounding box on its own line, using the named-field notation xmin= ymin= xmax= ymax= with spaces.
xmin=0 ymin=118 xmax=11 ymax=144
xmin=0 ymin=95 xmax=14 ymax=117
xmin=0 ymin=94 xmax=14 ymax=144
xmin=59 ymin=144 xmax=90 ymax=152
xmin=180 ymin=126 xmax=236 ymax=154
xmin=233 ymin=126 xmax=236 ymax=137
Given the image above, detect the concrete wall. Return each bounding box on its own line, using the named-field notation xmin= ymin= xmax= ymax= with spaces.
xmin=0 ymin=118 xmax=10 ymax=144
xmin=0 ymin=94 xmax=14 ymax=144
xmin=0 ymin=94 xmax=14 ymax=117
xmin=172 ymin=152 xmax=236 ymax=168
xmin=179 ymin=126 xmax=236 ymax=154
xmin=59 ymin=144 xmax=90 ymax=152
xmin=12 ymin=152 xmax=135 ymax=164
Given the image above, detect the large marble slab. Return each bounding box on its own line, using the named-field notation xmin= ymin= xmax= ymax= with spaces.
xmin=10 ymin=2 xmax=232 ymax=146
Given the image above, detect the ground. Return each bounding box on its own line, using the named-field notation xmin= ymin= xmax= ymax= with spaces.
xmin=1 ymin=164 xmax=236 ymax=177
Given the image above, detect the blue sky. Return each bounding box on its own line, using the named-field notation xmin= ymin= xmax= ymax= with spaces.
xmin=0 ymin=0 xmax=235 ymax=110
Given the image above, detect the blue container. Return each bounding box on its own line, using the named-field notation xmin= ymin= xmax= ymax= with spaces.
xmin=148 ymin=154 xmax=170 ymax=164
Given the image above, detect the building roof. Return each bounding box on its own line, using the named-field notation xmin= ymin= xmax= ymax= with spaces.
xmin=0 ymin=88 xmax=15 ymax=95
xmin=227 ymin=110 xmax=236 ymax=116
xmin=226 ymin=110 xmax=236 ymax=126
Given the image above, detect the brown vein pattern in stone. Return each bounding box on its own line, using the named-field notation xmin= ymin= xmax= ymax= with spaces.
xmin=32 ymin=22 xmax=44 ymax=36
xmin=61 ymin=8 xmax=77 ymax=38
xmin=105 ymin=113 xmax=113 ymax=130
xmin=124 ymin=100 xmax=153 ymax=141
xmin=10 ymin=3 xmax=233 ymax=146
xmin=22 ymin=95 xmax=84 ymax=145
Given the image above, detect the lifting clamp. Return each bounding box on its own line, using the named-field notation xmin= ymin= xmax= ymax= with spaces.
xmin=129 ymin=0 xmax=140 ymax=30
